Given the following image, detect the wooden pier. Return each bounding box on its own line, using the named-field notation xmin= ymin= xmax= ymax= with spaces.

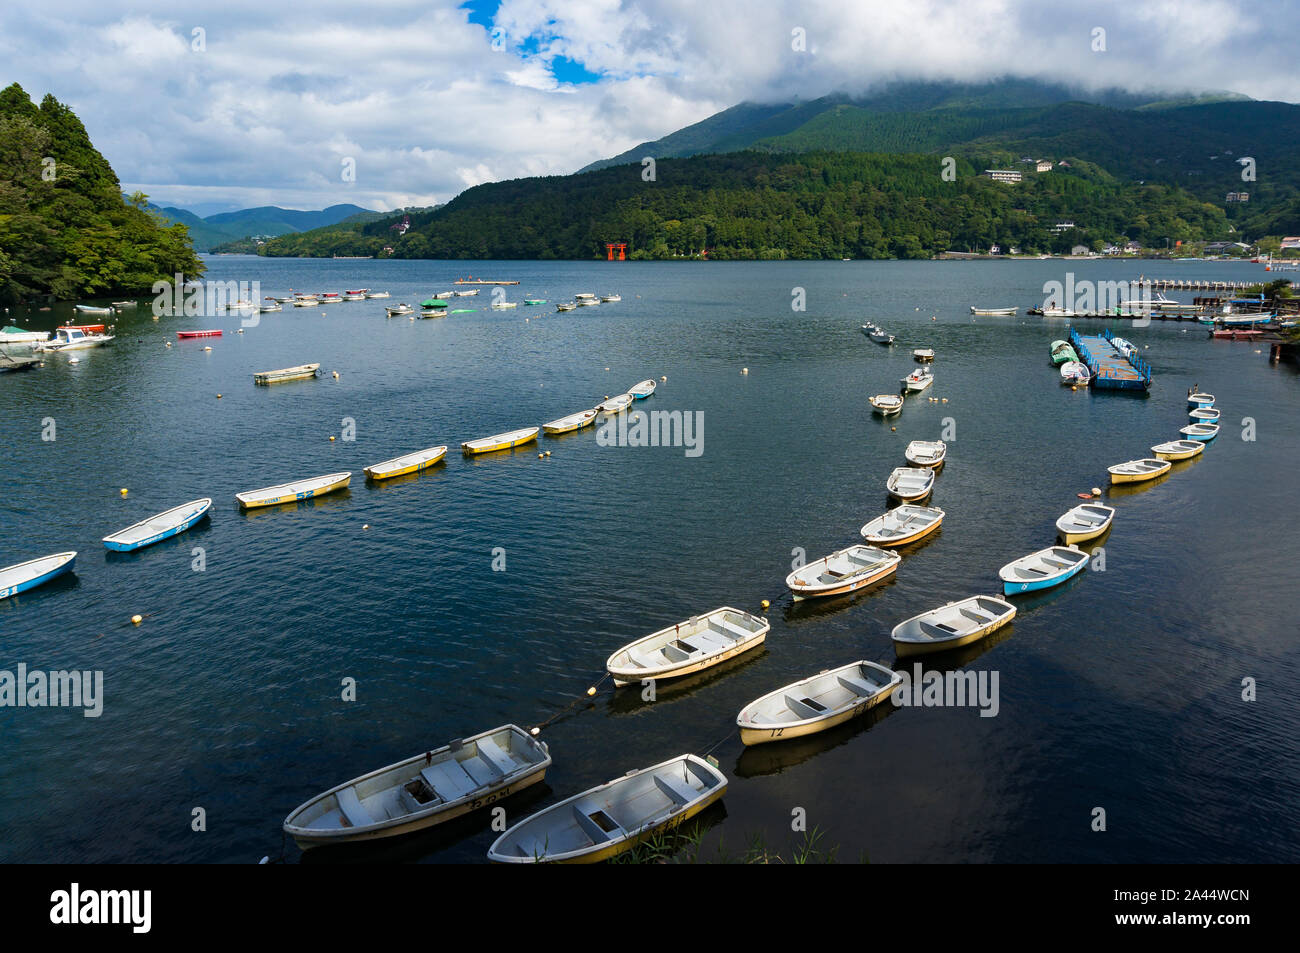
xmin=1142 ymin=278 xmax=1264 ymax=291
xmin=1070 ymin=328 xmax=1151 ymax=391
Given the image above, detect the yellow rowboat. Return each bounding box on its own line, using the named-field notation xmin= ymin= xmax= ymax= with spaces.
xmin=860 ymin=504 xmax=944 ymax=547
xmin=1056 ymin=502 xmax=1115 ymax=544
xmin=284 ymin=725 xmax=551 ymax=849
xmin=236 ymin=471 xmax=351 ymax=509
xmin=606 ymin=606 xmax=769 ymax=687
xmin=487 ymin=754 xmax=727 ymax=863
xmin=542 ymin=409 xmax=598 ymax=434
xmin=786 ymin=544 xmax=900 ymax=600
xmin=737 ymin=661 xmax=903 ymax=746
xmin=1151 ymin=439 xmax=1205 ymax=461
xmin=891 ymin=595 xmax=1016 ymax=657
xmin=363 ymin=445 xmax=447 ymax=480
xmin=461 ymin=427 xmax=540 ymax=455
xmin=1108 ymin=457 xmax=1171 ymax=484
xmin=253 ymin=363 xmax=320 ymax=384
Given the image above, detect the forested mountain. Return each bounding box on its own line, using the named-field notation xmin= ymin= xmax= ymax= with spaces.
xmin=0 ymin=83 xmax=202 ymax=302
xmin=260 ymin=151 xmax=1227 ymax=261
xmin=145 ymin=202 xmax=377 ymax=251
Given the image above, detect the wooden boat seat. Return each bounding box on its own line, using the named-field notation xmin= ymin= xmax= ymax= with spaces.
xmin=461 ymin=755 xmax=498 ymax=788
xmin=476 ymin=737 xmax=515 ymax=776
xmin=336 ymin=787 xmax=373 ymax=828
xmin=960 ymin=607 xmax=996 ymax=625
xmin=421 ymin=761 xmax=477 ymax=802
xmin=1041 ymin=558 xmax=1071 ymax=570
xmin=920 ymin=620 xmax=959 ymax=639
xmin=838 ymin=674 xmax=877 ymax=697
xmin=662 ymin=642 xmax=695 ymax=662
xmin=653 ymin=773 xmax=698 ymax=807
xmin=629 ymin=647 xmax=660 ymax=669
xmin=686 ymin=630 xmax=729 ymax=652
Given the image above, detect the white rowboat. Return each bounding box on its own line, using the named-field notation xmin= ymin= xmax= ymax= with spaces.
xmin=860 ymin=505 xmax=944 ymax=547
xmin=887 ymin=467 xmax=935 ymax=501
xmin=1151 ymin=440 xmax=1204 ymax=461
xmin=236 ymin=472 xmax=351 ymax=509
xmin=103 ymin=498 xmax=212 ymax=552
xmin=1056 ymin=503 xmax=1115 ymax=544
xmin=606 ymin=606 xmax=769 ymax=687
xmin=737 ymin=661 xmax=903 ymax=746
xmin=904 ymin=440 xmax=946 ymax=467
xmin=786 ymin=544 xmax=900 ymax=600
xmin=285 ymin=725 xmax=551 ymax=849
xmin=543 ymin=410 xmax=599 ymax=434
xmin=891 ymin=595 xmax=1016 ymax=656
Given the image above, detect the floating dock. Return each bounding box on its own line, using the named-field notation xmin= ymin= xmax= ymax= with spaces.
xmin=1069 ymin=328 xmax=1151 ymax=391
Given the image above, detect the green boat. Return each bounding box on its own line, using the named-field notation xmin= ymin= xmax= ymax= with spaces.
xmin=1050 ymin=340 xmax=1078 ymax=365
xmin=421 ymin=298 xmax=449 ymax=309
xmin=524 ymin=299 xmax=547 ymax=305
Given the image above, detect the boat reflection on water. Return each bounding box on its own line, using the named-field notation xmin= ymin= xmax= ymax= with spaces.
xmin=782 ymin=573 xmax=898 ymax=623
xmin=1006 ymin=566 xmax=1089 ymax=615
xmin=604 ymin=648 xmax=769 ymax=716
xmin=363 ymin=467 xmax=451 ymax=493
xmin=1105 ymin=469 xmax=1173 ymax=498
xmin=298 ymin=781 xmax=555 ymax=865
xmin=235 ymin=489 xmax=353 ymax=521
xmin=734 ymin=698 xmax=901 ymax=779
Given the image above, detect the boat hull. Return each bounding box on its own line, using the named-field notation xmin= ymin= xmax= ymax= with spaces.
xmin=1151 ymin=442 xmax=1204 ymax=461
xmin=363 ymin=447 xmax=448 ymax=480
xmin=738 ymin=663 xmax=902 ymax=746
xmin=0 ymin=552 xmax=77 ymax=599
xmin=103 ymin=499 xmax=212 ymax=552
xmin=462 ymin=428 xmax=540 ymax=455
xmin=236 ymin=473 xmax=351 ymax=509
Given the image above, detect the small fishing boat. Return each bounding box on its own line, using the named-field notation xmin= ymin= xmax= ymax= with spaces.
xmin=598 ymin=393 xmax=633 ymax=414
xmin=111 ymin=300 xmax=137 ymax=309
xmin=1050 ymin=340 xmax=1079 ymax=365
xmin=860 ymin=504 xmax=944 ymax=547
xmin=900 ymin=368 xmax=933 ymax=393
xmin=318 ymin=293 xmax=342 ymax=303
xmin=273 ymin=296 xmax=296 ymax=303
xmin=344 ymin=289 xmax=369 ymax=298
xmin=293 ymin=298 xmax=320 ymax=307
xmin=363 ymin=446 xmax=448 ymax=481
xmin=487 ymin=754 xmax=726 ymax=864
xmin=600 ymin=294 xmax=621 ymax=303
xmin=891 ymin=595 xmax=1016 ymax=656
xmin=1108 ymin=458 xmax=1171 ymax=484
xmin=227 ymin=300 xmax=257 ymax=311
xmin=1056 ymin=503 xmax=1115 ymax=544
xmin=454 ymin=289 xmax=479 ymax=297
xmin=870 ymin=394 xmax=903 ymax=416
xmin=0 ymin=326 xmax=50 ymax=344
xmin=868 ymin=326 xmax=895 ymax=345
xmin=0 ymin=551 xmax=77 ymax=599
xmin=35 ymin=328 xmax=114 ymax=351
xmin=1188 ymin=392 xmax=1215 ymax=408
xmin=737 ymin=661 xmax=903 ymax=746
xmin=420 ymin=298 xmax=449 ymax=309
xmin=176 ymin=330 xmax=222 ymax=339
xmin=606 ymin=607 xmax=769 ymax=687
xmin=887 ymin=467 xmax=935 ymax=501
xmin=998 ymin=545 xmax=1089 ymax=595
xmin=912 ymin=347 xmax=934 ymax=363
xmin=253 ymin=363 xmax=320 ymax=384
xmin=786 ymin=544 xmax=900 ymax=600
xmin=386 ymin=304 xmax=415 ymax=316
xmin=74 ymin=304 xmax=113 ymax=315
xmin=103 ymin=499 xmax=212 ymax=552
xmin=364 ymin=291 xmax=391 ymax=299
xmin=904 ymin=440 xmax=946 ymax=467
xmin=628 ymin=379 xmax=657 ymax=399
xmin=259 ymin=303 xmax=282 ymax=313
xmin=1179 ymin=423 xmax=1220 ymax=441
xmin=555 ymin=302 xmax=577 ymax=312
xmin=971 ymin=307 xmax=1017 ymax=316
xmin=462 ymin=427 xmax=540 ymax=455
xmin=1060 ymin=361 xmax=1091 ymax=385
xmin=236 ymin=471 xmax=351 ymax=509
xmin=543 ymin=409 xmax=599 ymax=434
xmin=286 ymin=725 xmax=551 ymax=849
xmin=491 ymin=301 xmax=518 ymax=310
xmin=523 ymin=299 xmax=547 ymax=306
xmin=419 ymin=308 xmax=447 ymax=318
xmin=1151 ymin=439 xmax=1204 ymax=461
xmin=574 ymin=293 xmax=600 ymax=307
xmin=433 ymin=291 xmax=456 ymax=300
xmin=1189 ymin=407 xmax=1220 ymax=424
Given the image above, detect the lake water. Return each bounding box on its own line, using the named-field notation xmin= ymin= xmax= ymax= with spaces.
xmin=2 ymin=256 xmax=1297 ymax=863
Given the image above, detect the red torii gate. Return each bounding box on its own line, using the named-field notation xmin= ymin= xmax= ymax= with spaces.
xmin=605 ymin=242 xmax=627 ymax=261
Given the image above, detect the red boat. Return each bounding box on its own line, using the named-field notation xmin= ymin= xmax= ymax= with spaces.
xmin=176 ymin=330 xmax=223 ymax=339
xmin=58 ymin=324 xmax=106 ymax=334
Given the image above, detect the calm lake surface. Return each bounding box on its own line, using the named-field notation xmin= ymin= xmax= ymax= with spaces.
xmin=2 ymin=257 xmax=1297 ymax=863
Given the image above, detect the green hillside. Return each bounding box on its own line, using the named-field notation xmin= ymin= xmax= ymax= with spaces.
xmin=260 ymin=151 xmax=1228 ymax=261
xmin=0 ymin=83 xmax=202 ymax=302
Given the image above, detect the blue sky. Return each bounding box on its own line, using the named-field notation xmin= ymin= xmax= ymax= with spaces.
xmin=0 ymin=1 xmax=1293 ymax=214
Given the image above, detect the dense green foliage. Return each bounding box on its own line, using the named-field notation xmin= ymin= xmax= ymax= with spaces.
xmin=0 ymin=83 xmax=202 ymax=302
xmin=261 ymin=151 xmax=1228 ymax=261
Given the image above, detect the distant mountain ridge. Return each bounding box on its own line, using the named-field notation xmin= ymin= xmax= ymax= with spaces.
xmin=138 ymin=202 xmax=377 ymax=251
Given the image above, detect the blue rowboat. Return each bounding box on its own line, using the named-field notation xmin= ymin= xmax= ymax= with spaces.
xmin=1179 ymin=423 xmax=1220 ymax=442
xmin=103 ymin=498 xmax=212 ymax=552
xmin=1188 ymin=407 xmax=1220 ymax=424
xmin=0 ymin=551 xmax=77 ymax=599
xmin=998 ymin=545 xmax=1089 ymax=596
xmin=1188 ymin=392 xmax=1215 ymax=408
